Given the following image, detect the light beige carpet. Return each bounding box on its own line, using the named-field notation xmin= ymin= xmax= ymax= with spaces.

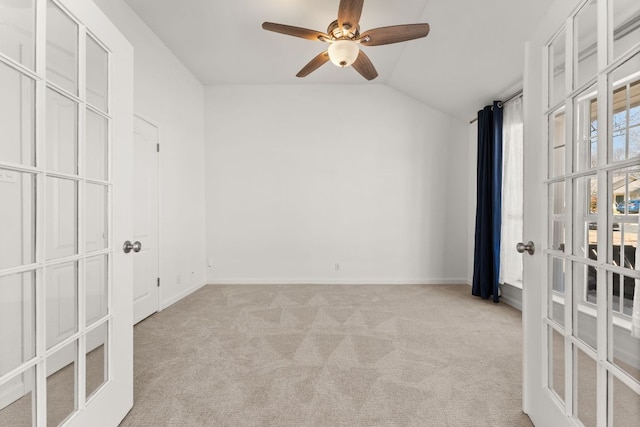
xmin=120 ymin=284 xmax=531 ymax=426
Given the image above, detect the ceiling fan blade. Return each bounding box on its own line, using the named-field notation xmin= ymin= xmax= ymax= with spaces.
xmin=337 ymin=0 xmax=364 ymax=32
xmin=352 ymin=50 xmax=378 ymax=81
xmin=296 ymin=51 xmax=330 ymax=77
xmin=262 ymin=22 xmax=329 ymax=41
xmin=360 ymin=23 xmax=430 ymax=46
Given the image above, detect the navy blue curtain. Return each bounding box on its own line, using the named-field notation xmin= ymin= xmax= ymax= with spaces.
xmin=472 ymin=101 xmax=503 ymax=302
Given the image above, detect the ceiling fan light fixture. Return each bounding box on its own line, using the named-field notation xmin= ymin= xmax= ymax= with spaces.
xmin=262 ymin=0 xmax=431 ymax=80
xmin=328 ymin=40 xmax=359 ymax=68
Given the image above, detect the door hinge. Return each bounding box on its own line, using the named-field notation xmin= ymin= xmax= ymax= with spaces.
xmin=157 ymin=277 xmax=160 ymax=287
xmin=156 ymin=143 xmax=160 ymax=152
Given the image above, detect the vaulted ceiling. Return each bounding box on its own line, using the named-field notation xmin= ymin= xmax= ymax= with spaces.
xmin=123 ymin=0 xmax=555 ymax=122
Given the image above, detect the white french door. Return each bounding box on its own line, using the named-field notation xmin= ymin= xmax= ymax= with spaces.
xmin=524 ymin=0 xmax=640 ymax=426
xmin=0 ymin=0 xmax=134 ymax=426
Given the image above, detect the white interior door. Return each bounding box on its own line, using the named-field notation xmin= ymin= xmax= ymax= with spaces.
xmin=0 ymin=0 xmax=134 ymax=426
xmin=132 ymin=115 xmax=159 ymax=324
xmin=523 ymin=0 xmax=640 ymax=426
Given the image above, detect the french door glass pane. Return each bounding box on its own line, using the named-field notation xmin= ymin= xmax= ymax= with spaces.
xmin=574 ymin=347 xmax=597 ymax=427
xmin=610 ymin=166 xmax=640 ymax=213
xmin=611 ymin=373 xmax=640 ymax=426
xmin=550 ymin=256 xmax=566 ymax=326
xmin=550 ymin=181 xmax=566 ymax=252
xmin=45 ymin=177 xmax=78 ymax=260
xmin=86 ymin=36 xmax=108 ymax=113
xmin=608 ymin=271 xmax=640 ymax=382
xmin=551 ymin=221 xmax=566 ymax=253
xmin=85 ymin=321 xmax=108 ymax=399
xmin=551 ymin=181 xmax=566 ymax=214
xmin=46 ymin=88 xmax=78 ymax=175
xmin=0 ymin=0 xmax=35 ymax=69
xmin=0 ymin=61 xmax=35 ymax=166
xmin=86 ymin=255 xmax=108 ymax=326
xmin=573 ymin=263 xmax=597 ymax=350
xmin=86 ymin=109 xmax=108 ymax=181
xmin=46 ymin=0 xmax=78 ymax=95
xmin=86 ymin=183 xmax=107 ymax=252
xmin=573 ymin=175 xmax=598 ymax=258
xmin=549 ymin=109 xmax=566 ymax=177
xmin=46 ymin=340 xmax=77 ymax=425
xmin=574 ymin=85 xmax=598 ymax=172
xmin=0 ymin=271 xmax=36 ymax=377
xmin=612 ymin=0 xmax=640 ymax=61
xmin=0 ymin=169 xmax=35 ymax=270
xmin=608 ymin=167 xmax=640 ymax=282
xmin=46 ymin=261 xmax=78 ymax=349
xmin=0 ymin=365 xmax=35 ymax=427
xmin=574 ymin=0 xmax=597 ymax=89
xmin=549 ymin=326 xmax=565 ymax=402
xmin=611 ymin=271 xmax=635 ymax=317
xmin=610 ymin=53 xmax=640 ymax=163
xmin=550 ymin=31 xmax=566 ymax=107
xmin=610 ymin=220 xmax=637 ymax=273
xmin=610 ymin=270 xmax=635 ymax=316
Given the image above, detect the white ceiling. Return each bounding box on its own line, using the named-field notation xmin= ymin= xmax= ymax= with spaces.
xmin=123 ymin=0 xmax=554 ymax=122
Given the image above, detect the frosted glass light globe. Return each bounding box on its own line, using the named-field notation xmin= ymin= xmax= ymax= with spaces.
xmin=328 ymin=40 xmax=359 ymax=68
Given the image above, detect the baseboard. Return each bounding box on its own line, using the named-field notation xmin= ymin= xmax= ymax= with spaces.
xmin=0 ymin=380 xmax=25 ymax=412
xmin=207 ymin=278 xmax=469 ymax=285
xmin=160 ymin=280 xmax=207 ymax=311
xmin=500 ymin=283 xmax=523 ymax=311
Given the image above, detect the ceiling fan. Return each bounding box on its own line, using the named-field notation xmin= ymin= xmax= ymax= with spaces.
xmin=262 ymin=0 xmax=430 ymax=81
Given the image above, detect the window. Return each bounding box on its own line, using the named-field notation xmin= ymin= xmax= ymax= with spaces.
xmin=499 ymin=96 xmax=524 ymax=287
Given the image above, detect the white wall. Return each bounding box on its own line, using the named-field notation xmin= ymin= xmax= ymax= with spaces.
xmin=93 ymin=0 xmax=207 ymax=308
xmin=204 ymin=84 xmax=469 ymax=284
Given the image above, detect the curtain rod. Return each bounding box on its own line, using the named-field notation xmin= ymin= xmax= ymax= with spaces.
xmin=469 ymin=90 xmax=523 ymax=124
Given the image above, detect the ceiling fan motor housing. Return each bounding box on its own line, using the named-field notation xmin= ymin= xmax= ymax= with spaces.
xmin=327 ymin=19 xmax=360 ymax=40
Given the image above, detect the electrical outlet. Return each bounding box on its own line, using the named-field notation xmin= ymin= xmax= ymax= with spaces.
xmin=335 ymin=263 xmax=340 ymax=271
xmin=177 ymin=274 xmax=181 ymax=284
